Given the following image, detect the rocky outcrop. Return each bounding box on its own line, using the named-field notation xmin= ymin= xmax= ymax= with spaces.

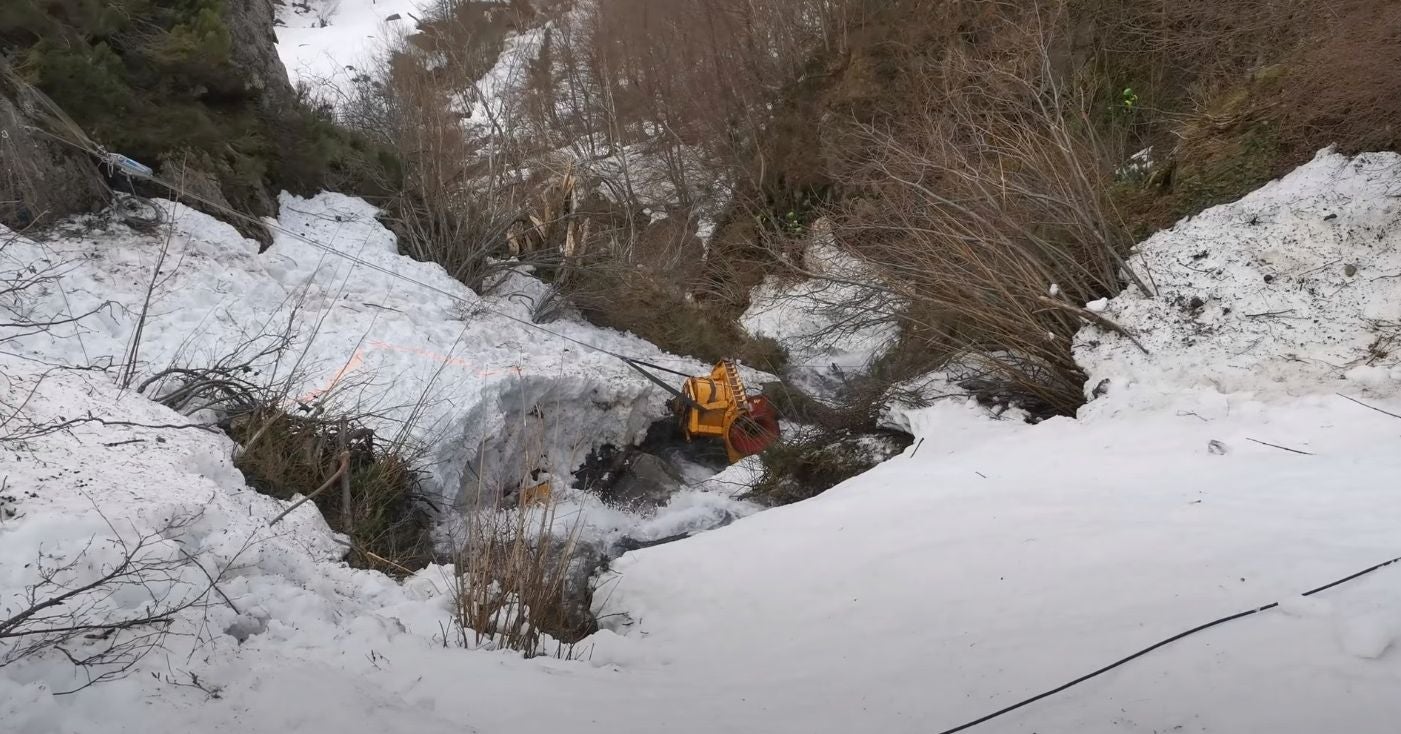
xmin=223 ymin=0 xmax=298 ymax=111
xmin=0 ymin=67 xmax=111 ymax=230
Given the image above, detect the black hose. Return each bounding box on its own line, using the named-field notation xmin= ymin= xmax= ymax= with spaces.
xmin=935 ymin=554 xmax=1401 ymax=734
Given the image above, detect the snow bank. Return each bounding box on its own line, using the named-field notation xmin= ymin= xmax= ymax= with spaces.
xmin=0 ymin=192 xmax=700 ymax=516
xmin=1077 ymin=149 xmax=1401 ymax=413
xmin=594 ymin=394 xmax=1401 ymax=733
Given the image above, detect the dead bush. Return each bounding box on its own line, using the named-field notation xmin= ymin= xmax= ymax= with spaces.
xmin=828 ymin=5 xmax=1139 ymax=416
xmin=450 ymin=492 xmax=594 ymax=656
xmin=328 ymin=3 xmax=536 ymax=291
xmin=225 ymin=407 xmax=434 ymax=576
xmin=748 ymin=428 xmax=909 ymax=506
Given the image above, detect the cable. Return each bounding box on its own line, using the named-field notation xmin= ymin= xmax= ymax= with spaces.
xmin=22 ymin=124 xmax=683 ymax=368
xmin=934 ymin=554 xmax=1401 ymax=734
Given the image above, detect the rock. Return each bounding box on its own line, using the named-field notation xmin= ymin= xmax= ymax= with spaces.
xmin=222 ymin=0 xmax=297 ymax=113
xmin=603 ymin=453 xmax=684 ymax=510
xmin=0 ymin=66 xmax=112 ymax=230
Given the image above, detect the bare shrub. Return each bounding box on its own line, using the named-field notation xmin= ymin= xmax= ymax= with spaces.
xmin=450 ymin=491 xmax=591 ymax=657
xmin=226 ymin=406 xmax=436 ymax=575
xmin=829 ymin=3 xmax=1141 ymax=415
xmin=0 ymin=507 xmax=249 ymax=693
xmin=0 ymin=225 xmax=114 ymax=349
xmin=328 ymin=5 xmax=533 ymax=290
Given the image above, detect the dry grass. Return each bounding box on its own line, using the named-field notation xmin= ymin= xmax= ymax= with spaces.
xmin=826 ymin=4 xmax=1138 ymax=415
xmin=450 ymin=490 xmax=594 ymax=657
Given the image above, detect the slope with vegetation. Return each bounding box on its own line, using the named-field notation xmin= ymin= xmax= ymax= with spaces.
xmin=0 ymin=0 xmax=398 ymax=242
xmin=309 ymin=0 xmax=1400 ymax=446
xmin=3 ymin=0 xmax=1401 ymax=728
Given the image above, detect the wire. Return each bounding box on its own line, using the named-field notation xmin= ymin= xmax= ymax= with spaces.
xmin=22 ymin=123 xmax=693 ymax=369
xmin=934 ymin=554 xmax=1401 ymax=734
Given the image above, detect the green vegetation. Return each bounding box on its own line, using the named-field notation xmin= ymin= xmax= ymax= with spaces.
xmin=0 ymin=0 xmax=397 ymax=223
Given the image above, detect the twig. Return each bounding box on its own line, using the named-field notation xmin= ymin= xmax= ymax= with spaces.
xmin=1336 ymin=393 xmax=1401 ymax=420
xmin=339 ymin=418 xmax=352 ymax=533
xmin=173 ymin=547 xmax=240 ymax=615
xmin=1246 ymin=438 xmax=1314 ymax=455
xmin=268 ymin=451 xmax=350 ymax=526
xmin=1035 ymin=296 xmax=1150 ymax=354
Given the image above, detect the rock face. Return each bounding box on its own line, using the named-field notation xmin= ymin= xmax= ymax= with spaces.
xmin=0 ymin=67 xmax=111 ymax=230
xmin=223 ymin=0 xmax=298 ymax=111
xmin=173 ymin=0 xmax=293 ymax=246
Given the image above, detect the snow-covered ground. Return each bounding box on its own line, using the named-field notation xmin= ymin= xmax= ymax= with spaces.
xmin=6 ymin=150 xmax=1401 ymax=733
xmin=741 ymin=229 xmax=900 ymax=390
xmin=1078 ymin=149 xmax=1401 ymax=414
xmin=0 ymin=192 xmax=751 ymax=543
xmin=275 ymin=0 xmax=428 ymax=89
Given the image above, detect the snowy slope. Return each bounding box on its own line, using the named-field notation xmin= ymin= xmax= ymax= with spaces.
xmin=7 ymin=151 xmax=1401 ymax=734
xmin=1077 ymin=149 xmax=1401 ymax=413
xmin=596 ymin=396 xmax=1401 ymax=733
xmin=275 ymin=0 xmax=429 ymax=87
xmin=0 ymin=192 xmax=716 ymax=522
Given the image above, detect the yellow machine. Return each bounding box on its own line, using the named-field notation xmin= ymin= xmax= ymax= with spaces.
xmin=677 ymin=360 xmax=780 ymax=463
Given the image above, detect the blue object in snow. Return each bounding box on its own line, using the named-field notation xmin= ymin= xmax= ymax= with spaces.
xmin=104 ymin=152 xmax=154 ymax=179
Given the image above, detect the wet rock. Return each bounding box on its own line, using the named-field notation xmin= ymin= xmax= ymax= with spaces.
xmin=603 ymin=453 xmax=684 ymax=510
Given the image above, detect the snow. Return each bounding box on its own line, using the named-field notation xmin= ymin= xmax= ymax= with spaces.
xmin=0 ymin=192 xmax=719 ymax=525
xmin=462 ymin=24 xmax=548 ymax=133
xmin=1077 ymin=149 xmax=1401 ymax=414
xmin=596 ymin=395 xmax=1401 ymax=733
xmin=275 ymin=0 xmax=428 ymax=89
xmin=7 ymin=150 xmax=1401 ymax=733
xmin=740 ymin=228 xmax=899 ymax=376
